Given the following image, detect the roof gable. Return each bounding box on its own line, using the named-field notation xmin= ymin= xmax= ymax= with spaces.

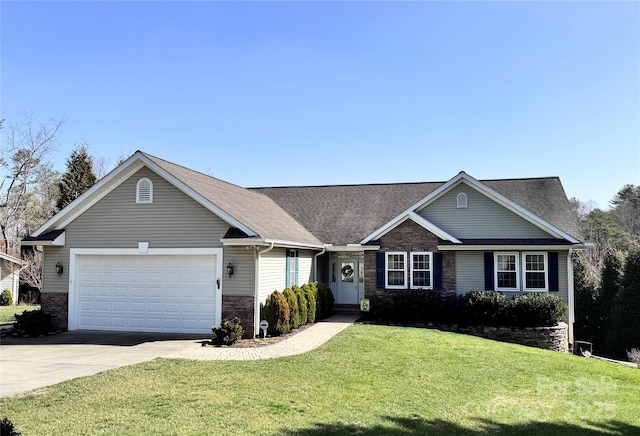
xmin=30 ymin=152 xmax=322 ymax=247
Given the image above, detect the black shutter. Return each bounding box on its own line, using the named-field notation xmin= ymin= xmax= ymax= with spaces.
xmin=434 ymin=252 xmax=443 ymax=290
xmin=549 ymin=252 xmax=559 ymax=292
xmin=376 ymin=252 xmax=385 ymax=288
xmin=484 ymin=252 xmax=494 ymax=290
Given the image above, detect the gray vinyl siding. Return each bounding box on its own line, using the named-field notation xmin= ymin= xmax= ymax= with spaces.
xmin=454 ymin=250 xmax=569 ymax=305
xmin=419 ymin=183 xmax=553 ymax=239
xmin=42 ymin=166 xmax=233 ymax=295
xmin=258 ymin=248 xmax=286 ymax=304
xmin=455 ymin=252 xmax=486 ymax=293
xmin=223 ymin=247 xmax=256 ymax=297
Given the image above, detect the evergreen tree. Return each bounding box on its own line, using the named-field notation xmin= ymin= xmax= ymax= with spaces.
xmin=56 ymin=143 xmax=97 ymax=210
xmin=607 ymin=250 xmax=640 ymax=358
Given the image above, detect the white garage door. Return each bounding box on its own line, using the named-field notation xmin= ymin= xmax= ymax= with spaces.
xmin=75 ymin=254 xmax=217 ymax=333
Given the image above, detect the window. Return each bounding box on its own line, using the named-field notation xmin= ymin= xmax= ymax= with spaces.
xmin=495 ymin=252 xmax=519 ymax=290
xmin=286 ymin=249 xmax=298 ymax=287
xmin=385 ymin=252 xmax=407 ymax=289
xmin=457 ymin=192 xmax=468 ymax=208
xmin=523 ymin=252 xmax=548 ymax=291
xmin=136 ymin=178 xmax=153 ymax=204
xmin=410 ymin=252 xmax=433 ymax=289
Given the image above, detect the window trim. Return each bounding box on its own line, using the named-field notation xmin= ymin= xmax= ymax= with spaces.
xmin=286 ymin=249 xmax=299 ymax=287
xmin=385 ymin=252 xmax=407 ymax=289
xmin=410 ymin=251 xmax=433 ymax=290
xmin=494 ymin=252 xmax=520 ymax=291
xmin=522 ymin=252 xmax=549 ymax=292
xmin=136 ymin=178 xmax=153 ymax=204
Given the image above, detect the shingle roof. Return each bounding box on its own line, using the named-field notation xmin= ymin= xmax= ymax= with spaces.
xmin=143 ymin=153 xmax=323 ymax=246
xmin=252 ymin=177 xmax=583 ymax=246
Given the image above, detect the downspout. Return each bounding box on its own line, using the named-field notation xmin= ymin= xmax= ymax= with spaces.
xmin=567 ymin=248 xmax=575 ymax=348
xmin=254 ymin=242 xmax=274 ymax=337
xmin=313 ymin=244 xmax=328 ymax=282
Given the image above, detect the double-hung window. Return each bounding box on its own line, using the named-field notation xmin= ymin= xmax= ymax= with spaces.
xmin=286 ymin=249 xmax=298 ymax=287
xmin=410 ymin=252 xmax=433 ymax=289
xmin=385 ymin=252 xmax=407 ymax=289
xmin=495 ymin=252 xmax=519 ymax=291
xmin=523 ymin=252 xmax=548 ymax=291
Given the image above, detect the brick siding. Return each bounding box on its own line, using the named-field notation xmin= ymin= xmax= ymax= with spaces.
xmin=221 ymin=295 xmax=255 ymax=338
xmin=40 ymin=292 xmax=69 ymax=330
xmin=365 ymin=219 xmax=455 ymax=298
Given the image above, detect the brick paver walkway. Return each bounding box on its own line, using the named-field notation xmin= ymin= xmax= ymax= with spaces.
xmin=168 ymin=313 xmax=360 ymax=361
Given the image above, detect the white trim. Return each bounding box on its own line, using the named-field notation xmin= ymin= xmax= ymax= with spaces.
xmin=0 ymin=252 xmax=24 ymax=265
xmin=31 ymin=158 xmax=145 ymax=236
xmin=68 ymin=247 xmax=223 ymax=331
xmin=385 ymin=252 xmax=407 ymax=289
xmin=409 ymin=251 xmax=433 ymax=290
xmin=220 ymin=237 xmax=324 ymax=250
xmin=136 ymin=177 xmax=153 ymax=204
xmin=494 ymin=252 xmax=520 ymax=291
xmin=522 ymin=252 xmax=549 ymax=292
xmin=567 ymin=248 xmax=575 ymax=345
xmin=21 ymin=232 xmax=66 ymax=247
xmin=438 ymin=244 xmax=575 ymax=251
xmin=361 ymin=212 xmax=462 ymax=244
xmin=362 ymin=172 xmax=580 ymax=246
xmin=138 ymin=242 xmax=150 ymax=254
xmin=31 ymin=152 xmax=259 ymax=238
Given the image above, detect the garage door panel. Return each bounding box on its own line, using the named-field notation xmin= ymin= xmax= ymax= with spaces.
xmin=76 ymin=254 xmax=217 ymax=333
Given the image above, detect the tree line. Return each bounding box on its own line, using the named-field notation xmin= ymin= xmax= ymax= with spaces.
xmin=571 ymin=186 xmax=640 ymax=360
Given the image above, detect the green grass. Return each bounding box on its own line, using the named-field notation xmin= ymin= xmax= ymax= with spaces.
xmin=0 ymin=305 xmax=39 ymax=324
xmin=1 ymin=324 xmax=639 ymax=435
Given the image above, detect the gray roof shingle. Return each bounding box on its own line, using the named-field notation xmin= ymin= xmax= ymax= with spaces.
xmin=252 ymin=177 xmax=582 ymax=245
xmin=143 ymin=153 xmax=323 ymax=246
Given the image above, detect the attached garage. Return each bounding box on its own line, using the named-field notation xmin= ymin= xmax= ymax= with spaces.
xmin=68 ymin=248 xmax=223 ymax=334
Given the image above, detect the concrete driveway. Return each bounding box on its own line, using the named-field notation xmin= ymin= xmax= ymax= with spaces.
xmin=0 ymin=330 xmax=208 ymax=398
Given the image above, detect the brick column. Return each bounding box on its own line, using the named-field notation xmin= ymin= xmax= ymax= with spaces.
xmin=40 ymin=292 xmax=69 ymax=330
xmin=221 ymin=295 xmax=255 ymax=338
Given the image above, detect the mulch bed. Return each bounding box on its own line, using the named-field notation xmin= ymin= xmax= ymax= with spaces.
xmin=208 ymin=322 xmax=316 ymax=348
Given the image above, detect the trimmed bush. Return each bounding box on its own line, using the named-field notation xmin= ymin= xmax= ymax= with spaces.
xmin=293 ymin=285 xmax=308 ymax=325
xmin=13 ymin=309 xmax=54 ymax=336
xmin=1 ymin=418 xmax=21 ymax=436
xmin=262 ymin=291 xmax=290 ymax=336
xmin=1 ymin=289 xmax=13 ymax=306
xmin=316 ymin=282 xmax=334 ymax=319
xmin=460 ymin=291 xmax=509 ymax=326
xmin=302 ymin=283 xmax=317 ymax=323
xmin=506 ymin=293 xmax=567 ymax=327
xmin=211 ymin=317 xmax=244 ymax=346
xmin=367 ymin=290 xmax=567 ymax=328
xmin=283 ymin=287 xmax=301 ymax=329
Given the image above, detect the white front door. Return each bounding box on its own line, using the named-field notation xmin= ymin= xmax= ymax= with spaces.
xmin=337 ymin=259 xmax=362 ymax=304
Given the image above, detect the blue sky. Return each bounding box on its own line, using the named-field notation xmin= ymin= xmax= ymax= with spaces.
xmin=2 ymin=1 xmax=638 ymax=210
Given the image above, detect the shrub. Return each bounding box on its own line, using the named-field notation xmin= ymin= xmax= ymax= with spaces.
xmin=283 ymin=287 xmax=301 ymax=329
xmin=302 ymin=283 xmax=317 ymax=323
xmin=211 ymin=317 xmax=244 ymax=346
xmin=461 ymin=291 xmax=509 ymax=326
xmin=627 ymin=348 xmax=640 ymax=368
xmin=293 ymin=285 xmax=308 ymax=325
xmin=262 ymin=291 xmax=290 ymax=336
xmin=316 ymin=282 xmax=334 ymax=319
xmin=13 ymin=309 xmax=54 ymax=336
xmin=1 ymin=418 xmax=21 ymax=436
xmin=506 ymin=293 xmax=567 ymax=327
xmin=1 ymin=289 xmax=13 ymax=306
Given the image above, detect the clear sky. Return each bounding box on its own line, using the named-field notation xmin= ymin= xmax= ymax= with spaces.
xmin=2 ymin=1 xmax=638 ymax=210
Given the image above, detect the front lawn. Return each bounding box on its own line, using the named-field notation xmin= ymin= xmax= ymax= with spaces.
xmin=0 ymin=305 xmax=39 ymax=324
xmin=1 ymin=324 xmax=639 ymax=435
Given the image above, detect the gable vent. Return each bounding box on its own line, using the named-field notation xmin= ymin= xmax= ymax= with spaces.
xmin=457 ymin=192 xmax=468 ymax=208
xmin=136 ymin=178 xmax=153 ymax=204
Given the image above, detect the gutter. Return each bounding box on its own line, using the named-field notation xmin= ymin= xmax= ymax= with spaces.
xmin=313 ymin=244 xmax=329 ymax=282
xmin=567 ymin=247 xmax=575 ymax=347
xmin=253 ymin=242 xmax=275 ymax=336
